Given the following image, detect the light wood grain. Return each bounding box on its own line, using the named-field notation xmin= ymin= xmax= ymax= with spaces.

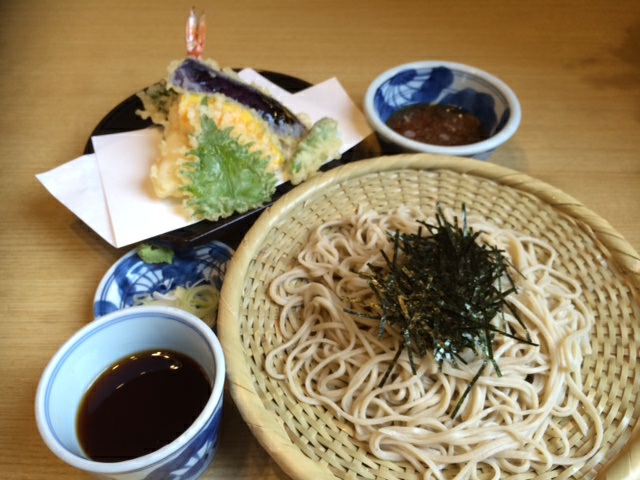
xmin=1 ymin=0 xmax=638 ymax=478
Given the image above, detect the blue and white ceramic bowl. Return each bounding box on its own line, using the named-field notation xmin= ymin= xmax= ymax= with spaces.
xmin=364 ymin=61 xmax=521 ymax=160
xmin=94 ymin=241 xmax=233 ymax=323
xmin=35 ymin=306 xmax=225 ymax=480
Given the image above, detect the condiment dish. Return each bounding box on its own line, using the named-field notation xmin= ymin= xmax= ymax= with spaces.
xmin=364 ymin=61 xmax=521 ymax=159
xmin=93 ymin=240 xmax=233 ymax=324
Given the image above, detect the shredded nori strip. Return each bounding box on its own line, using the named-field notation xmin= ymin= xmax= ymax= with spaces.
xmin=345 ymin=204 xmax=537 ymax=417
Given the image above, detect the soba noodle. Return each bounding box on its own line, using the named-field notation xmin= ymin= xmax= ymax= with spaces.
xmin=265 ymin=206 xmax=603 ymax=479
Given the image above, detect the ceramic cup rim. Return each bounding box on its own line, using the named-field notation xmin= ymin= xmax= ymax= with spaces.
xmin=364 ymin=60 xmax=522 ymax=156
xmin=35 ymin=305 xmax=225 ymax=475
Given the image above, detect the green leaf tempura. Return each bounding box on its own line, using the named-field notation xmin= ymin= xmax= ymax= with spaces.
xmin=180 ymin=114 xmax=278 ymax=220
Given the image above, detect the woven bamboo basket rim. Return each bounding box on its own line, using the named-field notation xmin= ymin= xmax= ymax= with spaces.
xmin=217 ymin=153 xmax=640 ymax=480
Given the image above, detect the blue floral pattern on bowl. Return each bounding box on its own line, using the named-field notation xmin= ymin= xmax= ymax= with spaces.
xmin=94 ymin=241 xmax=234 ymax=319
xmin=139 ymin=395 xmax=223 ymax=480
xmin=92 ymin=393 xmax=223 ymax=480
xmin=373 ymin=65 xmax=510 ymax=141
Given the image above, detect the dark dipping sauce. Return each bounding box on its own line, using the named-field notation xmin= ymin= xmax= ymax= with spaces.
xmin=386 ymin=103 xmax=488 ymax=146
xmin=77 ymin=349 xmax=211 ymax=462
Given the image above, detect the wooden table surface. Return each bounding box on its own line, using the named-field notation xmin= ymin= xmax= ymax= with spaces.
xmin=1 ymin=1 xmax=639 ymax=478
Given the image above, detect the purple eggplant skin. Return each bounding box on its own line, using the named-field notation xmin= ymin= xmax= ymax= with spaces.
xmin=170 ymin=58 xmax=308 ymax=139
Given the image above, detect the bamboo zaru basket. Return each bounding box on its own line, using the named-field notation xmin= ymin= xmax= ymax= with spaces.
xmin=218 ymin=154 xmax=640 ymax=480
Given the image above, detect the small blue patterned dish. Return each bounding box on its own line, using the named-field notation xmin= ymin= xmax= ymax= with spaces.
xmin=94 ymin=241 xmax=234 ymax=319
xmin=364 ymin=61 xmax=521 ymax=160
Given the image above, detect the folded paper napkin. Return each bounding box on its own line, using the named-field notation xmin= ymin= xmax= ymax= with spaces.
xmin=37 ymin=70 xmax=372 ymax=248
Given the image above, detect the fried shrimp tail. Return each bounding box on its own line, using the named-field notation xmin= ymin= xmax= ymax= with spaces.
xmin=186 ymin=8 xmax=206 ymax=59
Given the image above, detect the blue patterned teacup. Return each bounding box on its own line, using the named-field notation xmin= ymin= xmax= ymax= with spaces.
xmin=364 ymin=61 xmax=521 ymax=160
xmin=36 ymin=306 xmax=225 ymax=480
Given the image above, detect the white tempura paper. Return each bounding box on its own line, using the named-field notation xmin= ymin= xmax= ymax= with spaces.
xmin=36 ymin=71 xmax=372 ymax=248
xmin=92 ymin=129 xmax=200 ymax=247
xmin=35 ymin=154 xmax=116 ymax=243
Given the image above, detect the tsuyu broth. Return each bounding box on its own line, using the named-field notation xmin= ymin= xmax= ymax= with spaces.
xmin=77 ymin=349 xmax=211 ymax=462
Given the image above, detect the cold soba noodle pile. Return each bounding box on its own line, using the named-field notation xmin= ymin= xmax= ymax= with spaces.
xmin=265 ymin=206 xmax=603 ymax=479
